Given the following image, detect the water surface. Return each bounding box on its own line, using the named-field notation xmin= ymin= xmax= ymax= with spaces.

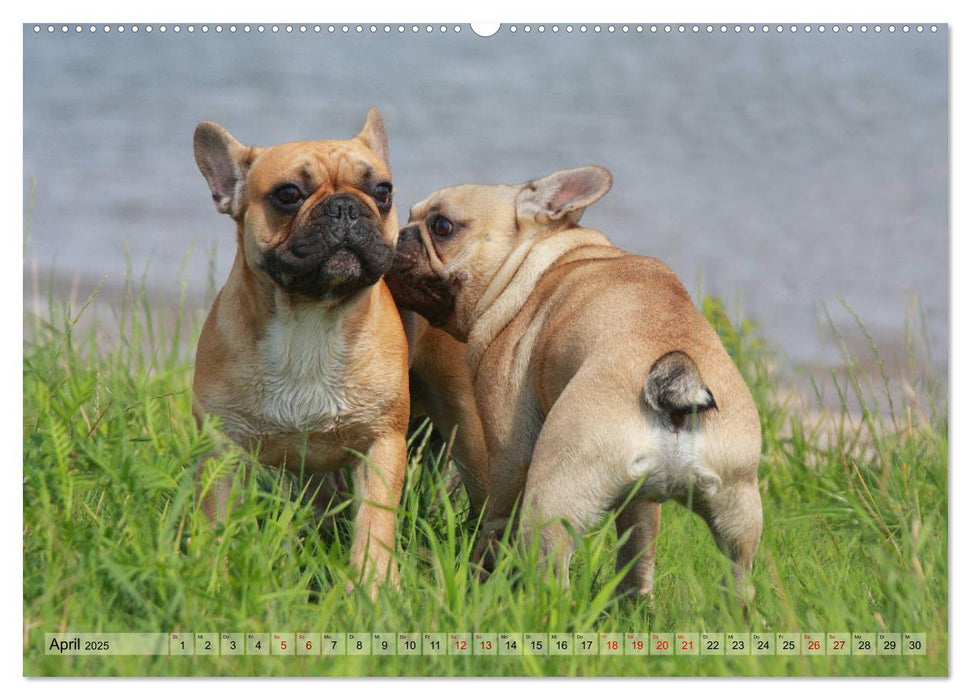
xmin=23 ymin=25 xmax=948 ymax=371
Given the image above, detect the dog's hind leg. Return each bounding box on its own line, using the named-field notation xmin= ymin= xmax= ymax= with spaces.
xmin=518 ymin=379 xmax=634 ymax=586
xmin=694 ymin=477 xmax=763 ymax=610
xmin=615 ymin=498 xmax=662 ymax=598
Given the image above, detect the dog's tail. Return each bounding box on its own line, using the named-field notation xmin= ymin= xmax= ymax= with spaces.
xmin=644 ymin=350 xmax=717 ymax=415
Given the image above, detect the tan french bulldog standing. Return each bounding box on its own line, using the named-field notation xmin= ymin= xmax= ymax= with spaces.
xmin=192 ymin=109 xmax=410 ymax=595
xmin=385 ymin=166 xmax=763 ymax=603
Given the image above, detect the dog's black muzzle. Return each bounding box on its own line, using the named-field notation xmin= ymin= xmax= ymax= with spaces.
xmin=261 ymin=194 xmax=394 ymax=300
xmin=385 ymin=226 xmax=456 ymax=328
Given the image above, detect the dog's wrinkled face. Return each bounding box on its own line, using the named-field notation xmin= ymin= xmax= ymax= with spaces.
xmin=385 ymin=166 xmax=612 ymax=340
xmin=385 ymin=184 xmax=520 ymax=337
xmin=195 ymin=109 xmax=398 ymax=301
xmin=246 ymin=141 xmax=396 ymax=300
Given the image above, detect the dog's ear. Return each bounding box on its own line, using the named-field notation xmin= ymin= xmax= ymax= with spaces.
xmin=356 ymin=107 xmax=391 ymax=171
xmin=194 ymin=122 xmax=257 ymax=217
xmin=516 ymin=166 xmax=612 ymax=226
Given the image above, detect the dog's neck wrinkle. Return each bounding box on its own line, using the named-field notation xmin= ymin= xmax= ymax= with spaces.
xmin=467 ymin=223 xmax=587 ymax=328
xmin=468 ymin=232 xmax=541 ymax=329
xmin=465 ymin=227 xmax=614 ymax=375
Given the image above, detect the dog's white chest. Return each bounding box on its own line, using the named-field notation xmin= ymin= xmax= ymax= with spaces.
xmin=257 ymin=307 xmax=348 ymax=432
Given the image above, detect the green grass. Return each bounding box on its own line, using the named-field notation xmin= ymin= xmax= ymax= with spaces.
xmin=22 ymin=273 xmax=947 ymax=676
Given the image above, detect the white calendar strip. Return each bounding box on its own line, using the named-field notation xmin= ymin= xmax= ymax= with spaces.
xmin=44 ymin=632 xmax=927 ymax=656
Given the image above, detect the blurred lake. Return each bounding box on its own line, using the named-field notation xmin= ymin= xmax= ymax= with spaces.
xmin=23 ymin=25 xmax=948 ymax=374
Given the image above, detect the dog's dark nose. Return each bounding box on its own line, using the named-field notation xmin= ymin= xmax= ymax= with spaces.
xmin=398 ymin=225 xmax=420 ymax=244
xmin=325 ymin=194 xmax=360 ymax=221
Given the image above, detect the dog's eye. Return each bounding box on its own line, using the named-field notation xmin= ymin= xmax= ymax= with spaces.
xmin=373 ymin=182 xmax=393 ymax=209
xmin=431 ymin=215 xmax=454 ymax=238
xmin=271 ymin=184 xmax=304 ymax=210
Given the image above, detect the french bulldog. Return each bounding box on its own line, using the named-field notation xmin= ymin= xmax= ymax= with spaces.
xmin=385 ymin=166 xmax=762 ymax=603
xmin=192 ymin=109 xmax=409 ymax=595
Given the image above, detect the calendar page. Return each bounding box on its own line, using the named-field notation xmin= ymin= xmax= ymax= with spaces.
xmin=21 ymin=18 xmax=948 ymax=678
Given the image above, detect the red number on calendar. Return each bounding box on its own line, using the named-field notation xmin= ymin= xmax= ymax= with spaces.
xmin=306 ymin=641 xmax=313 ymax=651
xmin=481 ymin=640 xmax=493 ymax=650
xmin=808 ymin=640 xmax=821 ymax=651
xmin=631 ymin=640 xmax=644 ymax=651
xmin=280 ymin=640 xmax=287 ymax=650
xmin=833 ymin=640 xmax=845 ymax=651
xmin=607 ymin=641 xmax=619 ymax=651
xmin=681 ymin=640 xmax=694 ymax=651
xmin=656 ymin=640 xmax=669 ymax=651
xmin=456 ymin=640 xmax=467 ymax=651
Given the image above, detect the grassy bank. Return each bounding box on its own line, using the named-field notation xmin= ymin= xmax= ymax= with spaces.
xmin=22 ymin=277 xmax=948 ymax=676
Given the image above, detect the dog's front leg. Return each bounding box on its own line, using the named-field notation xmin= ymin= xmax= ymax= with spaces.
xmin=348 ymin=431 xmax=407 ymax=598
